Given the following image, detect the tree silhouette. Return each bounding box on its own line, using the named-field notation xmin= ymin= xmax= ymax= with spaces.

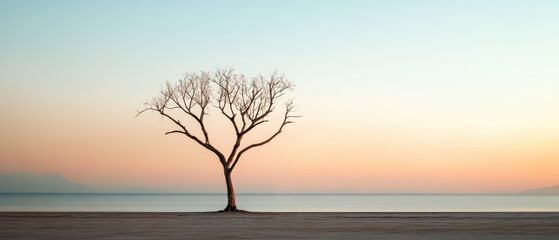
xmin=138 ymin=67 xmax=298 ymax=212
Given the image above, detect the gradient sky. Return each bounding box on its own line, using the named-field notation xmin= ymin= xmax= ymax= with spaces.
xmin=1 ymin=0 xmax=558 ymax=193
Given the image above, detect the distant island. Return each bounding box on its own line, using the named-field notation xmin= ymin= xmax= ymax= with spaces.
xmin=0 ymin=173 xmax=90 ymax=193
xmin=520 ymin=185 xmax=559 ymax=194
xmin=0 ymin=173 xmax=167 ymax=193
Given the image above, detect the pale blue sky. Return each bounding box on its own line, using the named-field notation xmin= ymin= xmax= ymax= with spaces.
xmin=2 ymin=1 xmax=558 ymax=89
xmin=3 ymin=0 xmax=556 ymax=130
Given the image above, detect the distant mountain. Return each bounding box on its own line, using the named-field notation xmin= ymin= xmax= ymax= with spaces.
xmin=520 ymin=185 xmax=559 ymax=194
xmin=0 ymin=173 xmax=90 ymax=193
xmin=0 ymin=173 xmax=172 ymax=193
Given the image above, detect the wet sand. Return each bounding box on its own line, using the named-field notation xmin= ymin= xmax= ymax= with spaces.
xmin=1 ymin=212 xmax=559 ymax=239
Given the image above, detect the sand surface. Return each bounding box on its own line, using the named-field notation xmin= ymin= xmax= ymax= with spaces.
xmin=1 ymin=212 xmax=559 ymax=239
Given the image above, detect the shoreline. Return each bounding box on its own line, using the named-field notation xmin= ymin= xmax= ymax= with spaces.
xmin=2 ymin=212 xmax=559 ymax=239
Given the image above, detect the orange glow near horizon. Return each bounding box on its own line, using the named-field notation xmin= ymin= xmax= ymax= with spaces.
xmin=1 ymin=99 xmax=558 ymax=193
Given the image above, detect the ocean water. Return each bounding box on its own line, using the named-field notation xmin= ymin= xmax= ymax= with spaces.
xmin=0 ymin=193 xmax=558 ymax=212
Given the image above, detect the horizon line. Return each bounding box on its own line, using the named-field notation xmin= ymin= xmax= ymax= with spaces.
xmin=1 ymin=192 xmax=549 ymax=195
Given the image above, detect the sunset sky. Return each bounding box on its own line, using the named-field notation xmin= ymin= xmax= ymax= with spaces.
xmin=1 ymin=0 xmax=558 ymax=193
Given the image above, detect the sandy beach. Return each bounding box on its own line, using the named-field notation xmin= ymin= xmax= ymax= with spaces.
xmin=1 ymin=212 xmax=558 ymax=239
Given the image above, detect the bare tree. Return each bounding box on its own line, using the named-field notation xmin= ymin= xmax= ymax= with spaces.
xmin=138 ymin=67 xmax=298 ymax=212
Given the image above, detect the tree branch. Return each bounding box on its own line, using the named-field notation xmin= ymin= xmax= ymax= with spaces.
xmin=228 ymin=100 xmax=298 ymax=170
xmin=165 ymin=130 xmax=185 ymax=135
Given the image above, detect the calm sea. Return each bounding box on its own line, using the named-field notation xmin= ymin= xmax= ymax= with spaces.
xmin=1 ymin=193 xmax=558 ymax=212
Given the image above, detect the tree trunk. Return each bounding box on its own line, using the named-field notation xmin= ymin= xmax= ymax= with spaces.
xmin=222 ymin=169 xmax=238 ymax=212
